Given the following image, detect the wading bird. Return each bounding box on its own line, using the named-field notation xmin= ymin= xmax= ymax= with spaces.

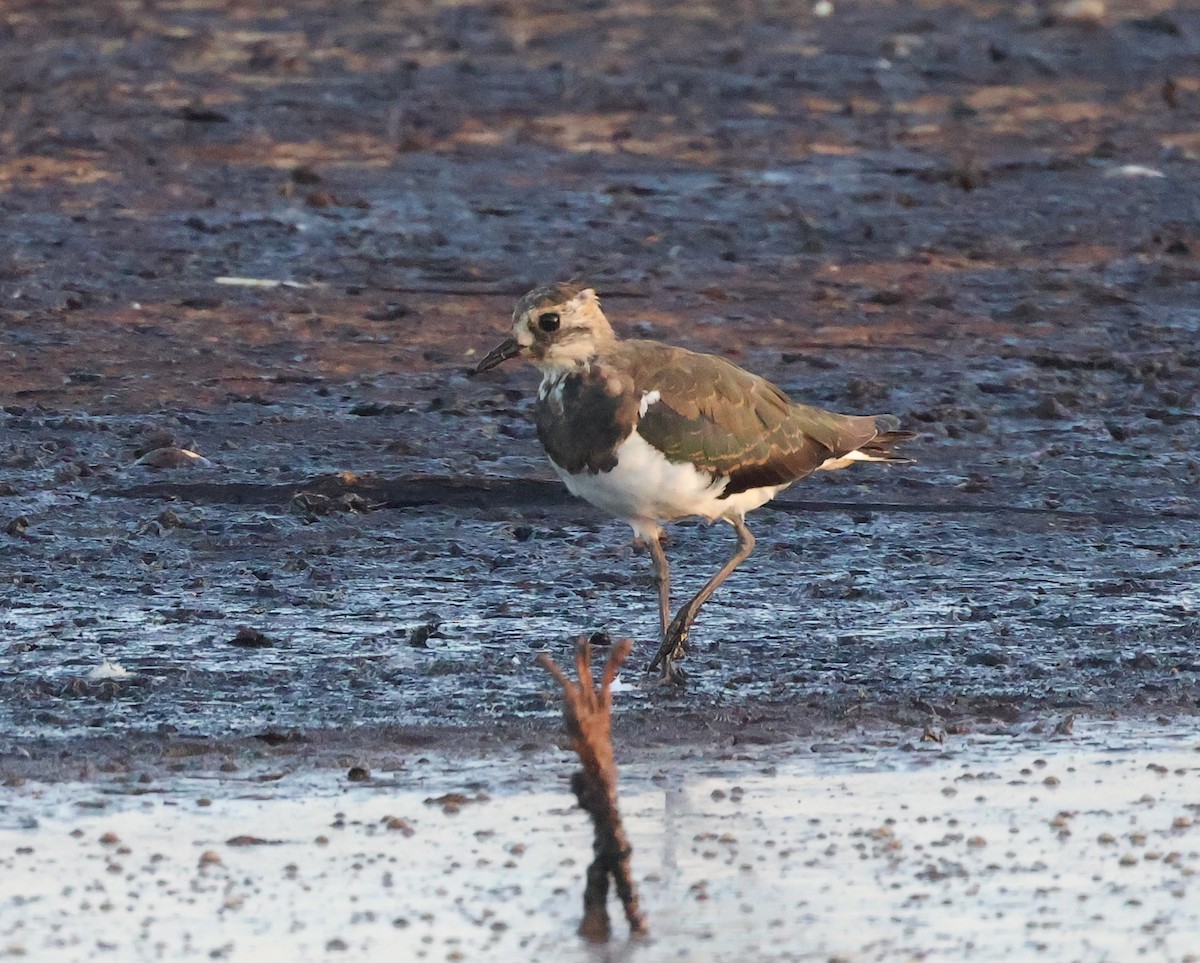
xmin=476 ymin=283 xmax=912 ymax=683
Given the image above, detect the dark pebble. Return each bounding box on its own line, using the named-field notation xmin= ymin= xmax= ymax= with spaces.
xmin=965 ymin=649 xmax=1009 ymax=667
xmin=230 ymin=627 xmax=275 ymax=648
xmin=1032 ymin=397 xmax=1072 ymax=419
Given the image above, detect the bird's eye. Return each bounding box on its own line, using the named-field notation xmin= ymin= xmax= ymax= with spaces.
xmin=537 ymin=312 xmax=561 ymax=333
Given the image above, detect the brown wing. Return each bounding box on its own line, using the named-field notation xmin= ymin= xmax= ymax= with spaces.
xmin=622 ymin=341 xmax=889 ymax=496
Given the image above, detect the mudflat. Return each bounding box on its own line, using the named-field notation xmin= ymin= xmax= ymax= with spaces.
xmin=2 ymin=2 xmax=1199 ymax=959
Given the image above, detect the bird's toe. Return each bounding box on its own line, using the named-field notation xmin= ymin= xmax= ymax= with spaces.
xmin=660 ymin=658 xmax=688 ymax=687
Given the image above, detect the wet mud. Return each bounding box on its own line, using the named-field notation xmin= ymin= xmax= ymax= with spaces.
xmin=0 ymin=0 xmax=1198 ymax=782
xmin=4 ymin=2 xmax=1200 ymax=958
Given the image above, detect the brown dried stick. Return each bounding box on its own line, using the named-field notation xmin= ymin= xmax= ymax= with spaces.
xmin=537 ymin=638 xmax=648 ymax=942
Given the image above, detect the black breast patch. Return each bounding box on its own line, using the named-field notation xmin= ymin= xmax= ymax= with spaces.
xmin=535 ymin=368 xmax=638 ymax=474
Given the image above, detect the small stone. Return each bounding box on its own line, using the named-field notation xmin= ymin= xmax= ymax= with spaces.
xmin=229 ymin=627 xmax=274 ymax=648
xmin=226 ymin=835 xmax=273 ymax=846
xmin=408 ymin=623 xmax=438 ymax=648
xmin=965 ymin=649 xmax=1008 ymax=667
xmin=156 ymin=508 xmax=190 ymax=529
xmin=1032 ymin=397 xmax=1072 ymax=420
xmin=382 ymin=816 xmax=415 ymax=836
xmin=1129 ymin=13 xmax=1180 ymax=35
xmin=134 ymin=447 xmax=213 ymax=469
xmin=1052 ymin=0 xmax=1105 ymax=25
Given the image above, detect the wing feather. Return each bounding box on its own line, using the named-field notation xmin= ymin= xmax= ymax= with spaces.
xmin=620 ymin=340 xmax=891 ymax=496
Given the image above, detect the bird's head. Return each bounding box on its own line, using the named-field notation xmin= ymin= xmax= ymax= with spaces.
xmin=475 ymin=283 xmax=615 ymax=374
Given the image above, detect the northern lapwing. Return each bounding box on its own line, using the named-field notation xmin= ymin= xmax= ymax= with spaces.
xmin=476 ymin=283 xmax=913 ymax=683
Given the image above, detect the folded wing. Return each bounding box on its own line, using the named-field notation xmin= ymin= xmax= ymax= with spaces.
xmin=627 ymin=341 xmax=909 ymax=497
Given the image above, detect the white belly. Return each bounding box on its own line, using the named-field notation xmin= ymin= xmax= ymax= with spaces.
xmin=551 ymin=429 xmax=784 ymax=525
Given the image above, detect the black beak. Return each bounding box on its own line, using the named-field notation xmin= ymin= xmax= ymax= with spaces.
xmin=474 ymin=336 xmax=523 ymax=373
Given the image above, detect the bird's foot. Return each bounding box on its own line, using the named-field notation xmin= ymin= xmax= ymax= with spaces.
xmin=657 ymin=656 xmax=688 ymax=687
xmin=648 ymin=625 xmax=689 ymax=686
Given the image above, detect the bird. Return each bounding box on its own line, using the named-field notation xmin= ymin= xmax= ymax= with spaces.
xmin=475 ymin=283 xmax=913 ymax=683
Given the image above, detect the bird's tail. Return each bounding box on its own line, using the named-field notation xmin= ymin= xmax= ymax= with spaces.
xmin=858 ymin=415 xmax=915 ymax=464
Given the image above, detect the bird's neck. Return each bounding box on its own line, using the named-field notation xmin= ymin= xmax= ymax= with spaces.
xmin=535 ymin=329 xmax=617 ymax=376
xmin=536 ymin=354 xmax=596 ymax=381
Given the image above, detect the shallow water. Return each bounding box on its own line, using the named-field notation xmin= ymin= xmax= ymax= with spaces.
xmin=3 ymin=720 xmax=1197 ymax=962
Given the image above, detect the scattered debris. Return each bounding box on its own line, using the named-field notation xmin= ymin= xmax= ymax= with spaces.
xmin=348 ymin=401 xmax=404 ymax=417
xmin=288 ymin=491 xmax=381 ymax=516
xmin=423 ymin=791 xmax=490 ymax=815
xmin=382 ymin=816 xmax=415 ymax=836
xmin=363 ymin=303 xmax=410 ymax=322
xmin=134 ymin=447 xmax=214 ymax=470
xmin=157 ymin=507 xmax=204 ymax=530
xmin=87 ymin=660 xmax=132 ymax=681
xmin=407 ymin=623 xmax=440 ymax=648
xmin=1032 ymin=396 xmax=1073 ymax=420
xmin=1128 ymin=12 xmax=1180 ymax=35
xmin=537 ymin=638 xmax=647 ymax=942
xmin=178 ymin=104 xmax=229 ymax=123
xmin=1105 ymin=164 xmax=1166 ymax=179
xmin=1052 ymin=0 xmax=1106 ymax=25
xmin=255 ymin=730 xmax=307 ymax=746
xmin=229 ymin=627 xmax=275 ymax=649
xmin=214 ymin=276 xmax=315 ymax=289
xmin=226 ymin=835 xmax=279 ymax=847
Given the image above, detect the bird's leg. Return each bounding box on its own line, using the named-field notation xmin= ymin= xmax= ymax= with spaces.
xmin=649 ymin=516 xmax=756 ymax=684
xmin=645 ymin=532 xmax=672 ymax=640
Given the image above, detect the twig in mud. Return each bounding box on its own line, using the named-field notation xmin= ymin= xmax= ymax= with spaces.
xmin=213 ymin=276 xmax=319 ymax=289
xmin=536 ymin=638 xmax=648 ymax=942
